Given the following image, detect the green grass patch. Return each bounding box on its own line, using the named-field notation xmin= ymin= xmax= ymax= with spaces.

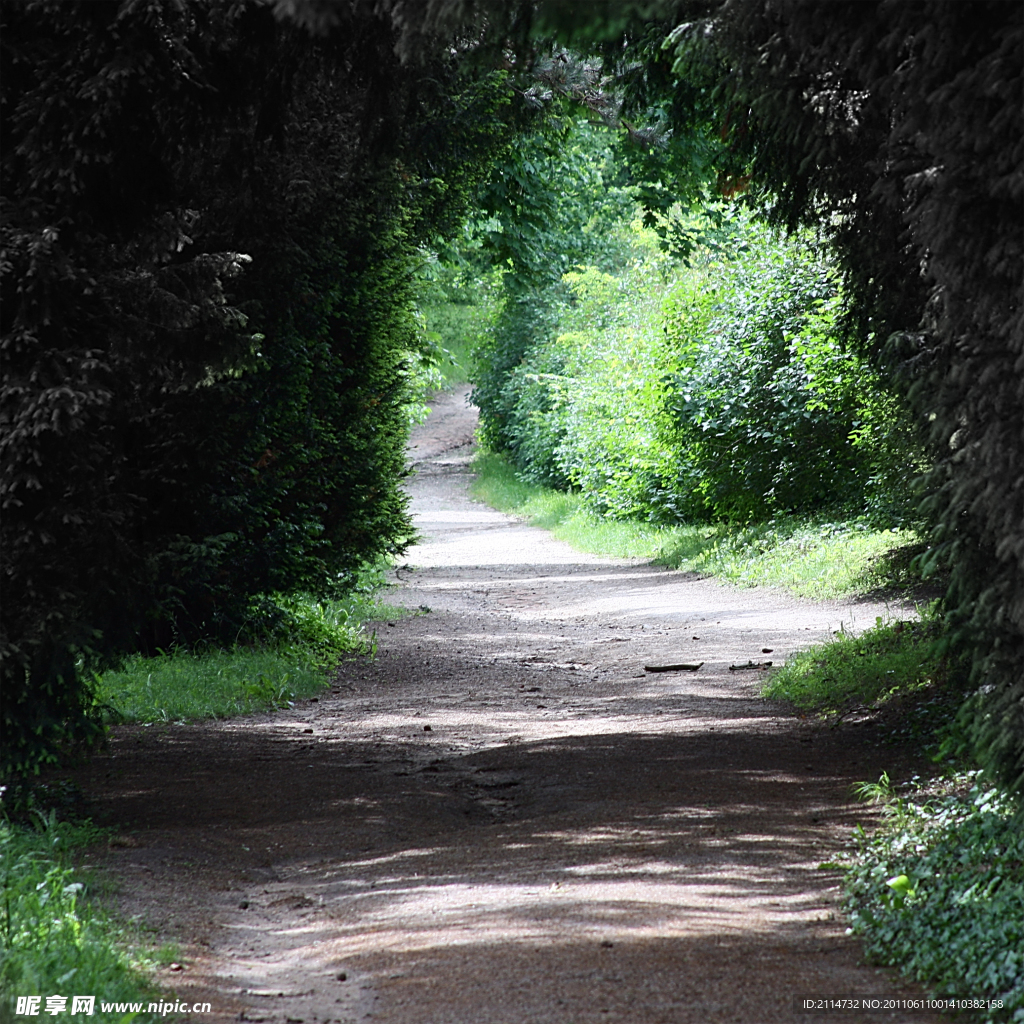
xmin=763 ymin=615 xmax=944 ymax=713
xmin=94 ymin=589 xmax=399 ymax=725
xmin=95 ymin=646 xmax=329 ymax=724
xmin=470 ymin=451 xmax=920 ymax=600
xmin=841 ymin=774 xmax=1023 ymax=1022
xmin=1 ymin=814 xmax=162 ymax=1023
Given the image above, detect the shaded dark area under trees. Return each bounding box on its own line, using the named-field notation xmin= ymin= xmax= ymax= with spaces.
xmin=2 ymin=0 xmax=1021 ymax=809
xmin=1 ymin=0 xmax=531 ymax=795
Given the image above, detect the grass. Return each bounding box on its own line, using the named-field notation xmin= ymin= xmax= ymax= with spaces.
xmin=0 ymin=813 xmax=162 ymax=1023
xmin=95 ymin=645 xmax=329 ymax=724
xmin=762 ymin=615 xmax=945 ymax=713
xmin=94 ymin=581 xmax=412 ymax=726
xmin=759 ymin=605 xmax=972 ymax=755
xmin=840 ymin=774 xmax=1023 ymax=1023
xmin=471 ymin=451 xmax=921 ymax=600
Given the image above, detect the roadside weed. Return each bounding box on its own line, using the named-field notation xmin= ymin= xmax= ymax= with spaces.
xmin=0 ymin=814 xmax=159 ymax=1023
xmin=762 ymin=614 xmax=946 ymax=713
xmin=844 ymin=776 xmax=1023 ymax=1022
xmin=93 ymin=586 xmax=405 ymax=725
xmin=95 ymin=646 xmax=328 ymax=724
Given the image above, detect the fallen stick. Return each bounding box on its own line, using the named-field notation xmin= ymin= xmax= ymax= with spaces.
xmin=729 ymin=660 xmax=773 ymax=671
xmin=644 ymin=661 xmax=704 ymax=673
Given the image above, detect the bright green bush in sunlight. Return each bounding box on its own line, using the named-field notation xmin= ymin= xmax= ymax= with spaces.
xmin=488 ymin=219 xmax=925 ymax=527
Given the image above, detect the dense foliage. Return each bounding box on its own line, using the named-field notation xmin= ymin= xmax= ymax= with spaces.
xmin=470 ymin=115 xmax=639 ymax=454
xmin=0 ymin=1 xmax=525 ymax=793
xmin=473 ymin=212 xmax=921 ymax=526
xmin=844 ymin=777 xmax=1024 ymax=1021
xmin=648 ymin=0 xmax=1024 ymax=799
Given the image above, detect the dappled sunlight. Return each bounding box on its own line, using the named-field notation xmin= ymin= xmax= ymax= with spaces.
xmin=408 ymin=571 xmax=676 ymax=589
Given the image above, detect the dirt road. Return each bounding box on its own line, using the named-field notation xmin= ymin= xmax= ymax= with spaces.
xmin=72 ymin=387 xmax=946 ymax=1024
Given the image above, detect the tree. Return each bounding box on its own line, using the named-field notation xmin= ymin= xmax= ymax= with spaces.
xmin=1 ymin=0 xmax=526 ymax=797
xmin=648 ymin=0 xmax=1023 ymax=799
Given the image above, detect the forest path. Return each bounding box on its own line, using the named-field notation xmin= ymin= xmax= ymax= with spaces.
xmin=75 ymin=388 xmax=947 ymax=1024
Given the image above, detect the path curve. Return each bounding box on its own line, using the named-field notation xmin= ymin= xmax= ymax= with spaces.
xmin=73 ymin=388 xmax=947 ymax=1024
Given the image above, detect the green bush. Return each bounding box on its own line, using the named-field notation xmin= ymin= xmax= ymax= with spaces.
xmin=843 ymin=777 xmax=1023 ymax=1022
xmin=658 ymin=235 xmax=921 ymax=521
xmin=486 ymin=222 xmax=924 ymax=528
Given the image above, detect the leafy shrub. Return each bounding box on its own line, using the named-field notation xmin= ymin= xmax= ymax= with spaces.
xmin=495 ymin=254 xmax=678 ymax=506
xmin=486 ymin=222 xmax=925 ymax=528
xmin=656 ymin=231 xmax=923 ymax=522
xmin=844 ymin=777 xmax=1024 ymax=1022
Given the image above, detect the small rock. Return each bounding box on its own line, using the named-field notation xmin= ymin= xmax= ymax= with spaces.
xmin=239 ymin=900 xmax=250 ymax=909
xmin=303 ymin=728 xmax=313 ymax=733
xmin=169 ymin=963 xmax=184 ymax=971
xmin=762 ymin=648 xmax=774 ymax=654
xmin=336 ymin=972 xmax=348 ymax=982
xmin=600 ymin=940 xmax=614 ymax=948
xmin=423 ymin=725 xmax=432 ymax=732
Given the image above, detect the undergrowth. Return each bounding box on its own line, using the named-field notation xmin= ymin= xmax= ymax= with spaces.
xmin=0 ymin=814 xmax=160 ymax=1023
xmin=763 ymin=613 xmax=947 ymax=714
xmin=471 ymin=451 xmax=920 ymax=600
xmin=95 ymin=582 xmax=409 ymax=726
xmin=842 ymin=775 xmax=1024 ymax=1022
xmin=95 ymin=646 xmax=329 ymax=725
xmin=420 ymin=301 xmax=488 ymax=387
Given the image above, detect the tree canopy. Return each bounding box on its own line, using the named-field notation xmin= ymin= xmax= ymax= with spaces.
xmin=1 ymin=0 xmax=529 ymax=792
xmin=2 ymin=0 xmax=1021 ymax=806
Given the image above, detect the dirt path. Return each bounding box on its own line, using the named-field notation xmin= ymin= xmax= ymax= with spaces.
xmin=71 ymin=387 xmax=948 ymax=1024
